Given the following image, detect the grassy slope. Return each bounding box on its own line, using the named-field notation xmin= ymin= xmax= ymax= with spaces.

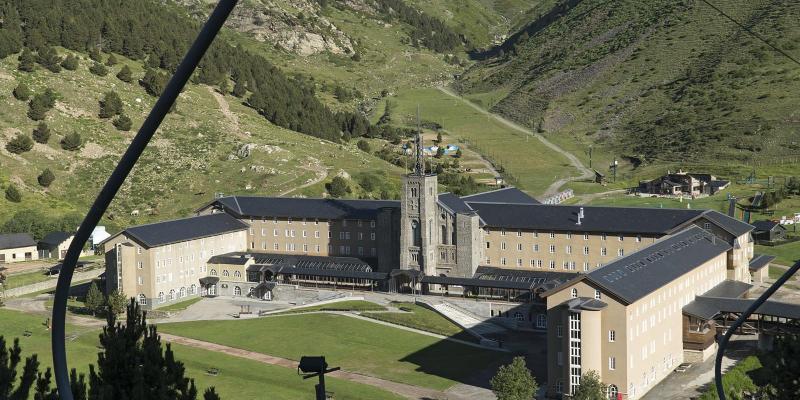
xmin=458 ymin=0 xmax=800 ymax=177
xmin=361 ymin=302 xmax=471 ymax=339
xmin=0 ymin=308 xmax=404 ymax=400
xmin=0 ymin=50 xmax=405 ymax=229
xmin=158 ymin=313 xmax=506 ymax=390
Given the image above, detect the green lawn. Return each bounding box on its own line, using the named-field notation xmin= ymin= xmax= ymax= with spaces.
xmin=698 ymin=356 xmax=765 ymax=400
xmin=158 ymin=313 xmax=506 ymax=390
xmin=277 ymin=300 xmax=386 ymax=314
xmin=159 ymin=296 xmax=204 ymax=312
xmin=362 ymin=302 xmax=472 ymax=340
xmin=0 ymin=308 xmax=402 ymax=400
xmin=2 ymin=270 xmax=54 ymax=290
xmin=757 ymin=241 xmax=800 ymax=267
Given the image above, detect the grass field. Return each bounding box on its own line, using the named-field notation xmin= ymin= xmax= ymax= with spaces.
xmin=278 ymin=300 xmax=386 ymax=314
xmin=379 ymin=87 xmax=576 ymax=195
xmin=361 ymin=302 xmax=470 ymax=339
xmin=158 ymin=313 xmax=507 ymax=390
xmin=158 ymin=296 xmax=204 ymax=312
xmin=0 ymin=308 xmax=403 ymax=400
xmin=2 ymin=269 xmax=54 ymax=289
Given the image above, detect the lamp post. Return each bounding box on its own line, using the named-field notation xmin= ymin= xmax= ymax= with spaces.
xmin=299 ymin=356 xmax=340 ymax=400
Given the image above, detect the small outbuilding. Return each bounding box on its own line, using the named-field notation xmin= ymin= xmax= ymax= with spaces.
xmin=0 ymin=233 xmax=38 ymax=263
xmin=38 ymin=231 xmax=76 ymax=260
xmin=751 ymin=220 xmax=787 ymax=243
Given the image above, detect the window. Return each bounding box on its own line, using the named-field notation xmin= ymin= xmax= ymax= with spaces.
xmin=556 ymin=325 xmax=563 ymax=337
xmin=566 ymin=232 xmax=572 ymax=239
xmin=636 ymin=235 xmax=642 ymax=243
xmin=607 ymin=385 xmax=619 ymax=399
xmin=273 ymin=243 xmax=279 ymax=250
xmin=609 ymin=330 xmax=616 ymax=342
xmin=595 ymin=290 xmax=601 ymax=300
xmin=602 ymin=233 xmax=607 ymax=240
xmin=501 ymin=229 xmax=506 ymax=236
xmin=566 ymin=245 xmax=572 ymax=254
xmin=180 ymin=287 xmax=186 ymax=298
xmin=137 ymin=261 xmax=143 ymax=269
xmin=555 ymin=381 xmax=563 ymax=394
xmin=137 ymin=276 xmax=143 ymax=285
xmin=234 ymin=271 xmax=242 ymax=278
xmin=273 ymin=229 xmax=278 ymax=237
xmin=536 ymin=314 xmax=547 ymax=328
xmin=549 ymin=232 xmax=556 ymax=239
xmin=210 ymin=269 xmax=217 ymax=276
xmin=234 ymin=286 xmax=242 ymax=296
xmin=287 ymin=217 xmax=292 ymax=224
xmin=315 ymin=231 xmax=320 ymax=238
xmin=158 ymin=292 xmax=165 ymax=303
xmin=137 ymin=294 xmax=147 ymax=305
xmin=501 ymin=257 xmax=507 ymax=265
xmin=533 ymin=231 xmax=539 ymax=238
xmin=517 ymin=230 xmax=522 ymax=237
xmin=533 ymin=244 xmax=539 ymax=252
xmin=303 ymin=231 xmax=308 ymax=238
xmin=358 ymin=232 xmax=364 ymax=240
xmin=137 ymin=247 xmax=142 ymax=254
xmin=169 ymin=289 xmax=176 ymax=301
xmin=501 ymin=242 xmax=507 ymax=250
xmin=549 ymin=245 xmax=556 ymax=253
xmin=370 ymin=220 xmax=376 ymax=228
xmin=370 ymin=233 xmax=376 ymax=240
xmin=583 ymin=246 xmax=589 ymax=255
xmin=517 ymin=243 xmax=523 ymax=251
xmin=609 ymin=357 xmax=616 ymax=370
xmin=601 ymin=247 xmax=608 ymax=256
xmin=571 ymin=288 xmax=578 ymax=298
xmin=583 ymin=262 xmax=590 ymax=271
xmin=486 ymin=242 xmax=491 ymax=249
xmin=618 ymin=249 xmax=624 ymax=257
xmin=619 ymin=235 xmax=624 ymax=241
xmin=583 ymin=233 xmax=589 ymax=240
xmin=514 ymin=312 xmax=524 ymax=321
xmin=516 ymin=258 xmax=522 ymax=267
xmin=703 ymin=222 xmax=711 ymax=230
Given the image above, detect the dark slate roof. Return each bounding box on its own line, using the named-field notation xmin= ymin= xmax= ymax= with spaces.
xmin=699 ymin=210 xmax=754 ymax=237
xmin=749 ymin=254 xmax=775 ymax=271
xmin=702 ymin=280 xmax=752 ymax=299
xmin=122 ymin=214 xmax=248 ymax=248
xmin=475 ymin=266 xmax=577 ymax=286
xmin=684 ymin=296 xmax=800 ymax=320
xmin=563 ymin=226 xmax=732 ymax=305
xmin=39 ymin=231 xmax=73 ymax=246
xmin=208 ymin=196 xmax=399 ymax=220
xmin=438 ymin=193 xmax=473 ymax=214
xmin=0 ymin=233 xmax=36 ymax=250
xmin=467 ymin=203 xmax=705 ymax=234
xmin=421 ymin=275 xmax=537 ymax=290
xmin=462 ymin=187 xmax=540 ymax=205
xmin=751 ymin=220 xmax=781 ymax=232
xmin=566 ymin=297 xmax=608 ymax=312
xmin=230 ymin=252 xmax=387 ymax=280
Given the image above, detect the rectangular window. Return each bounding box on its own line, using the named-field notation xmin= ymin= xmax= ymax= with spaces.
xmin=517 ymin=258 xmax=522 ymax=267
xmin=609 ymin=357 xmax=616 ymax=370
xmin=137 ymin=261 xmax=143 ymax=269
xmin=370 ymin=220 xmax=376 ymax=228
xmin=287 ymin=217 xmax=292 ymax=224
xmin=261 ymin=228 xmax=266 ymax=236
xmin=549 ymin=260 xmax=556 ymax=269
xmin=583 ymin=246 xmax=589 ymax=255
xmin=566 ymin=232 xmax=572 ymax=239
xmin=137 ymin=247 xmax=142 ymax=254
xmin=583 ymin=234 xmax=589 ymax=240
xmin=636 ymin=235 xmax=642 ymax=243
xmin=358 ymin=247 xmax=364 ymax=256
xmin=549 ymin=232 xmax=556 ymax=239
xmin=316 ymin=245 xmax=321 ymax=253
xmin=302 ymin=231 xmax=307 ymax=238
xmin=486 ymin=242 xmax=491 ymax=249
xmin=273 ymin=243 xmax=279 ymax=250
xmin=501 ymin=257 xmax=507 ymax=265
xmin=566 ymin=245 xmax=572 ymax=254
xmin=358 ymin=232 xmax=364 ymax=240
xmin=619 ymin=235 xmax=624 ymax=241
xmin=315 ymin=231 xmax=320 ymax=238
xmin=501 ymin=229 xmax=506 ymax=236
xmin=517 ymin=243 xmax=523 ymax=251
xmin=533 ymin=231 xmax=539 ymax=238
xmin=618 ymin=249 xmax=624 ymax=257
xmin=601 ymin=247 xmax=608 ymax=256
xmin=595 ymin=290 xmax=601 ymax=300
xmin=371 ymin=248 xmax=376 ymax=256
xmin=549 ymin=245 xmax=556 ymax=253
xmin=273 ymin=229 xmax=278 ymax=237
xmin=557 ymin=325 xmax=563 ymax=337
xmin=583 ymin=262 xmax=589 ymax=271
xmin=501 ymin=242 xmax=507 ymax=250
xmin=370 ymin=233 xmax=376 ymax=240
xmin=517 ymin=230 xmax=522 ymax=237
xmin=609 ymin=330 xmax=616 ymax=342
xmin=602 ymin=233 xmax=607 ymax=241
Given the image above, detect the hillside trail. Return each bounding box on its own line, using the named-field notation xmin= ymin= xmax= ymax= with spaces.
xmin=278 ymin=158 xmax=328 ymax=196
xmin=206 ymin=86 xmax=246 ymax=139
xmin=437 ymin=87 xmax=593 ymax=197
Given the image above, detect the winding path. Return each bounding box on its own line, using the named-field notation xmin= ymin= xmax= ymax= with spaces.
xmin=437 ymin=87 xmax=593 ymax=197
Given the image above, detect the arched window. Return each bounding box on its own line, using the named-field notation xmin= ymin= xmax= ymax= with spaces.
xmin=234 ymin=271 xmax=241 ymax=278
xmin=536 ymin=314 xmax=547 ymax=328
xmin=411 ymin=220 xmax=421 ymax=247
xmin=158 ymin=292 xmax=165 ymax=303
xmin=607 ymin=384 xmax=618 ymax=399
xmin=190 ymin=284 xmax=197 ymax=295
xmin=169 ymin=289 xmax=176 ymax=301
xmin=180 ymin=287 xmax=186 ymax=298
xmin=571 ymin=288 xmax=578 ymax=298
xmin=210 ymin=269 xmax=217 ymax=276
xmin=137 ymin=294 xmax=147 ymax=305
xmin=234 ymin=286 xmax=242 ymax=296
xmin=248 ymin=287 xmax=254 ymax=296
xmin=223 ymin=270 xmax=230 ymax=277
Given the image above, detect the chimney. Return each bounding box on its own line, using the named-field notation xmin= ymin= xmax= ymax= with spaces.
xmin=576 ymin=207 xmax=584 ymax=225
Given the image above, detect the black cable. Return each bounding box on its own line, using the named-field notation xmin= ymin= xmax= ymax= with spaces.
xmin=714 ymin=261 xmax=800 ymax=400
xmin=50 ymin=1 xmax=238 ymax=398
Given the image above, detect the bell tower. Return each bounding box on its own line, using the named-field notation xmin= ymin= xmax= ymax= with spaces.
xmin=399 ymin=108 xmax=438 ymax=275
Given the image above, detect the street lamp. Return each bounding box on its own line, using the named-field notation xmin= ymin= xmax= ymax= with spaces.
xmin=298 ymin=356 xmax=340 ymax=400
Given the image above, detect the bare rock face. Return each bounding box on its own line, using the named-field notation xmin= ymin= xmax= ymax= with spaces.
xmin=179 ymin=0 xmax=355 ymax=56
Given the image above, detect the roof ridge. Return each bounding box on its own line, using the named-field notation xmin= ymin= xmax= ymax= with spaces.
xmin=126 ymin=212 xmax=232 ymax=230
xmin=461 ymin=186 xmax=519 ymax=198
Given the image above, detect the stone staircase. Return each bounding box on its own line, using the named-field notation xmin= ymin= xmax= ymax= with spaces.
xmin=424 ymin=300 xmax=506 ymax=340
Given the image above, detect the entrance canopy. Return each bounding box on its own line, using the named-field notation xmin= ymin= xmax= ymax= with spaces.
xmin=199 ymin=276 xmax=220 ymax=285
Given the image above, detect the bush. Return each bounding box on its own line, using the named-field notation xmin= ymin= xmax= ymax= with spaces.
xmin=12 ymin=82 xmax=31 ymax=101
xmin=61 ymin=54 xmax=79 ymax=71
xmin=116 ymin=65 xmax=133 ymax=83
xmin=37 ymin=46 xmax=62 ymax=73
xmin=89 ymin=62 xmax=108 ymax=76
xmin=27 ymin=89 xmax=57 ymax=121
xmin=105 ymin=54 xmax=118 ymax=66
xmin=17 ymin=48 xmax=35 ymax=72
xmin=113 ymin=114 xmax=132 ymax=131
xmin=5 ymin=185 xmax=21 ymax=203
xmin=357 ymin=139 xmax=371 ymax=153
xmin=99 ymin=91 xmax=123 ymax=118
xmin=60 ymin=132 xmax=83 ymax=151
xmin=326 ymin=176 xmax=350 ymax=198
xmin=5 ymin=133 xmax=33 ymax=154
xmin=32 ymin=122 xmax=50 ymax=144
xmin=37 ymin=168 xmax=55 ymax=187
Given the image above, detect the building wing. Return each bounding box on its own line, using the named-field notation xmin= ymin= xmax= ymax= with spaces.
xmin=207 ymin=196 xmax=400 ymax=220
xmin=0 ymin=233 xmax=36 ymax=250
xmin=461 ymin=187 xmax=540 ymax=204
xmin=122 ymin=213 xmax=249 ymax=248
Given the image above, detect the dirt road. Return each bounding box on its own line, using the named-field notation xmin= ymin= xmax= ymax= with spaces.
xmin=437 ymin=87 xmax=593 ymax=197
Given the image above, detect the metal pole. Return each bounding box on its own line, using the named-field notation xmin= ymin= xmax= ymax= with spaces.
xmin=316 ymin=373 xmax=326 ymax=400
xmin=50 ymin=2 xmax=238 ymax=398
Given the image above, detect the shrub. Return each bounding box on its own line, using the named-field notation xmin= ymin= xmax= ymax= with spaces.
xmin=32 ymin=122 xmax=50 ymax=144
xmin=89 ymin=62 xmax=108 ymax=76
xmin=326 ymin=176 xmax=350 ymax=198
xmin=99 ymin=91 xmax=123 ymax=118
xmin=60 ymin=132 xmax=83 ymax=151
xmin=116 ymin=65 xmax=133 ymax=83
xmin=37 ymin=168 xmax=55 ymax=187
xmin=61 ymin=54 xmax=79 ymax=71
xmin=5 ymin=185 xmax=21 ymax=203
xmin=12 ymin=82 xmax=31 ymax=101
xmin=105 ymin=54 xmax=118 ymax=66
xmin=356 ymin=139 xmax=371 ymax=153
xmin=113 ymin=114 xmax=132 ymax=131
xmin=5 ymin=133 xmax=33 ymax=154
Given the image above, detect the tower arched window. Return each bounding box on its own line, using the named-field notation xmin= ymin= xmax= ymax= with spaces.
xmin=137 ymin=294 xmax=147 ymax=305
xmin=411 ymin=220 xmax=421 ymax=247
xmin=607 ymin=384 xmax=619 ymax=399
xmin=571 ymin=288 xmax=578 ymax=298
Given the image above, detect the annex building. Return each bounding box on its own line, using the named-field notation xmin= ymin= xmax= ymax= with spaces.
xmin=102 ymin=139 xmax=787 ymax=399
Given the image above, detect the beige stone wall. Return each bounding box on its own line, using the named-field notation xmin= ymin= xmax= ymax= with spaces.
xmin=242 ymin=217 xmax=379 ymax=259
xmin=484 ymin=229 xmax=657 ymax=273
xmin=546 ymin=252 xmax=728 ymax=399
xmin=0 ymin=245 xmax=38 ymax=263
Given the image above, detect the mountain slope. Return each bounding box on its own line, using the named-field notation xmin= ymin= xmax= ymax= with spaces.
xmin=457 ymin=0 xmax=800 ymax=166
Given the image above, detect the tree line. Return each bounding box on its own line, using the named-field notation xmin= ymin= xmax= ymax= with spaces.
xmin=370 ymin=0 xmax=464 ymax=52
xmin=0 ymin=0 xmax=377 ymax=143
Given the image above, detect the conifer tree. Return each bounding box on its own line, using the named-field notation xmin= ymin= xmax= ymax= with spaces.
xmin=85 ymin=282 xmax=105 ymax=316
xmin=61 ymin=54 xmax=79 ymax=71
xmin=116 ymin=65 xmax=133 ymax=83
xmin=5 ymin=185 xmax=21 ymax=203
xmin=36 ymin=46 xmax=61 ymax=73
xmin=88 ymin=47 xmax=102 ymax=62
xmin=5 ymin=133 xmax=33 ymax=154
xmin=105 ymin=54 xmax=118 ymax=66
xmin=107 ymin=290 xmax=126 ymax=315
xmin=232 ymin=80 xmax=246 ymax=98
xmin=89 ymin=62 xmax=108 ymax=76
xmin=17 ymin=47 xmax=35 ymax=72
xmin=12 ymin=82 xmax=30 ymax=101
xmin=33 ymin=122 xmax=50 ymax=144
xmin=99 ymin=91 xmax=123 ymax=118
xmin=60 ymin=132 xmax=82 ymax=151
xmin=113 ymin=114 xmax=132 ymax=131
xmin=37 ymin=168 xmax=55 ymax=187
xmin=0 ymin=336 xmax=40 ymax=399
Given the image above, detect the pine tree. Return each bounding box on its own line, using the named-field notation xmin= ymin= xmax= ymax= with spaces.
xmin=326 ymin=176 xmax=350 ymax=198
xmin=765 ymin=322 xmax=800 ymax=399
xmin=5 ymin=133 xmax=33 ymax=154
xmin=0 ymin=336 xmax=41 ymax=399
xmin=61 ymin=54 xmax=79 ymax=71
xmin=5 ymin=185 xmax=21 ymax=203
xmin=12 ymin=82 xmax=31 ymax=101
xmin=357 ymin=139 xmax=371 ymax=153
xmin=113 ymin=114 xmax=132 ymax=131
xmin=37 ymin=168 xmax=55 ymax=187
xmin=27 ymin=98 xmax=49 ymax=121
xmin=232 ymin=80 xmax=246 ymax=98
xmin=17 ymin=47 xmax=35 ymax=72
xmin=33 ymin=122 xmax=51 ymax=144
xmin=105 ymin=54 xmax=118 ymax=66
xmin=572 ymin=370 xmax=605 ymax=400
xmin=218 ymin=79 xmax=229 ymax=96
xmin=36 ymin=46 xmax=62 ymax=73
xmin=435 ymin=146 xmax=445 ymax=158
xmin=107 ymin=290 xmax=126 ymax=315
xmin=141 ymin=69 xmax=168 ymax=97
xmin=60 ymin=132 xmax=83 ymax=151
xmin=88 ymin=47 xmax=102 ymax=62
xmin=99 ymin=91 xmax=123 ymax=118
xmin=204 ymin=388 xmax=220 ymax=400
xmin=490 ymin=356 xmax=537 ymax=400
xmin=89 ymin=62 xmax=108 ymax=76
xmin=116 ymin=65 xmax=133 ymax=83
xmin=84 ymin=282 xmax=105 ymax=316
